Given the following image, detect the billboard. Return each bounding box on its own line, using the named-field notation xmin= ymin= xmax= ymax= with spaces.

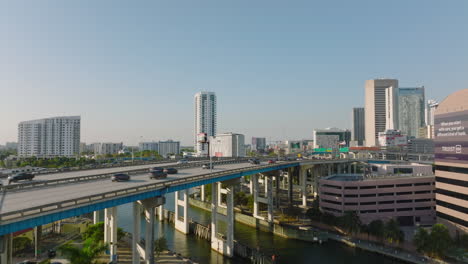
xmin=434 ymin=109 xmax=468 ymax=164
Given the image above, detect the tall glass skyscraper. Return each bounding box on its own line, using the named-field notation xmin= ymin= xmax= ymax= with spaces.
xmin=194 ymin=92 xmax=217 ymax=156
xmin=398 ymin=87 xmax=425 ymax=138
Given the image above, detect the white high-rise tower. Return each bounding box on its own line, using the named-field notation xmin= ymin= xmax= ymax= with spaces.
xmin=194 ymin=92 xmax=217 ymax=156
xmin=365 ymin=79 xmax=399 ymax=146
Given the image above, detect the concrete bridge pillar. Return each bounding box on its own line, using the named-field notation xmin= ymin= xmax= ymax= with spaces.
xmin=211 ymin=180 xmax=235 ymax=257
xmin=300 ymin=168 xmax=307 ymax=207
xmin=158 ymin=203 xmax=164 ymax=221
xmin=266 ymin=176 xmax=274 ymax=223
xmin=201 ymin=185 xmax=205 ymax=202
xmin=0 ymin=234 xmax=13 ymax=264
xmin=93 ymin=210 xmax=100 ymax=224
xmin=104 ymin=207 xmax=118 ymax=262
xmin=133 ymin=196 xmax=165 ymax=264
xmin=175 ymin=190 xmax=189 ymax=234
xmin=252 ymin=174 xmax=260 ymax=219
xmin=328 ymin=164 xmax=332 ymax=176
xmin=287 ymin=169 xmax=293 ymax=205
xmin=174 ymin=189 xmax=189 ymax=234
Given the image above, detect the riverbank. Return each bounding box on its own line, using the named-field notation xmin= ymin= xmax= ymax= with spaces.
xmin=188 ymin=197 xmax=448 ymax=264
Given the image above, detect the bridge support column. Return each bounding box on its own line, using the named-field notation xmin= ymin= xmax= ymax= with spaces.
xmin=132 ymin=202 xmax=141 ymax=264
xmin=0 ymin=234 xmax=13 ymax=264
xmin=201 ymin=185 xmax=205 ymax=202
xmin=133 ymin=197 xmax=165 ymax=264
xmin=275 ymin=175 xmax=280 ymax=209
xmin=266 ymin=176 xmax=273 ymax=223
xmin=328 ymin=164 xmax=332 ymax=176
xmin=211 ymin=181 xmax=235 ymax=257
xmin=252 ymin=174 xmax=260 ymax=219
xmin=34 ymin=226 xmax=42 ymax=259
xmin=104 ymin=207 xmax=118 ymax=262
xmin=175 ymin=190 xmax=189 ymax=234
xmin=300 ymin=168 xmax=307 ymax=207
xmin=144 ymin=207 xmax=155 ymax=264
xmin=158 ymin=203 xmax=164 ymax=221
xmin=287 ymin=169 xmax=293 ymax=205
xmin=93 ymin=210 xmax=101 ymax=224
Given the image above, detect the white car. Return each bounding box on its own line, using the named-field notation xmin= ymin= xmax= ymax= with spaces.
xmin=177 ymin=159 xmax=189 ymax=164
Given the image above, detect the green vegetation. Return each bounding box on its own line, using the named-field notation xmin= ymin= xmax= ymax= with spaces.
xmin=181 ymin=148 xmax=194 ymax=153
xmin=82 ymin=222 xmax=125 ymax=243
xmin=12 ymin=237 xmax=32 ymax=253
xmin=13 ymin=157 xmax=99 ymax=169
xmin=306 ymin=200 xmax=404 ymax=241
xmin=59 ymin=238 xmax=108 ymax=264
xmin=154 ymin=237 xmax=168 ymax=257
xmin=234 ymin=191 xmax=249 ymax=207
xmin=413 ymin=224 xmax=453 ymax=259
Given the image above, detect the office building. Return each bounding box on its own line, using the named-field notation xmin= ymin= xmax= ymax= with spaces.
xmin=158 ymin=140 xmax=180 ymax=157
xmin=251 ymin=137 xmax=266 ymax=152
xmin=209 ymin=133 xmax=245 ymax=157
xmin=18 ymin=116 xmax=81 ymax=158
xmin=93 ymin=142 xmax=123 ymax=155
xmin=399 ymin=87 xmax=425 ymax=138
xmin=434 ymin=89 xmax=468 ymax=235
xmin=378 ymin=129 xmax=408 ymax=147
xmin=426 ymin=99 xmax=439 ymax=126
xmin=194 ymin=92 xmax=217 ymax=156
xmin=319 ymin=163 xmax=435 ymax=225
xmin=351 ymin=107 xmax=365 ymax=146
xmin=139 ymin=142 xmax=159 ymax=152
xmin=313 ymin=128 xmax=351 ymax=149
xmin=365 ymin=79 xmax=399 ymax=146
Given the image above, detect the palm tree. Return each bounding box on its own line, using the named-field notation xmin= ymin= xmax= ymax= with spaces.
xmin=59 ymin=238 xmax=108 ymax=264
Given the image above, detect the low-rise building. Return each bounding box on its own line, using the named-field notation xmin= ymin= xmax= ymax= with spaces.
xmin=313 ymin=128 xmax=351 ymax=149
xmin=378 ymin=129 xmax=408 ymax=147
xmin=209 ymin=133 xmax=245 ymax=157
xmin=408 ymin=138 xmax=434 ymax=154
xmin=319 ymin=173 xmax=435 ymax=226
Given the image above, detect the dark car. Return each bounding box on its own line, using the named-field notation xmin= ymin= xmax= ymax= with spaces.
xmin=48 ymin=249 xmax=56 ymax=258
xmin=149 ymin=167 xmax=164 ymax=173
xmin=17 ymin=261 xmax=37 ymax=264
xmin=248 ymin=158 xmax=260 ymax=165
xmin=149 ymin=170 xmax=167 ymax=179
xmin=163 ymin=168 xmax=178 ymax=174
xmin=267 ymin=159 xmax=276 ymax=164
xmin=111 ymin=173 xmax=130 ymax=182
xmin=202 ymin=163 xmax=214 ymax=169
xmin=8 ymin=172 xmax=34 ymax=184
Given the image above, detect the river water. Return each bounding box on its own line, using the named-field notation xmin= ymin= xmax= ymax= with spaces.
xmin=115 ymin=193 xmax=403 ymax=264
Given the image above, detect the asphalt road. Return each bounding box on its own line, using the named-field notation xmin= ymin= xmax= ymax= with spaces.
xmin=0 ymin=161 xmax=259 ymax=215
xmin=1 ymin=160 xmax=204 ymax=185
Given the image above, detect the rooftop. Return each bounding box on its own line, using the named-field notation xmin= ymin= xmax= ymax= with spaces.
xmin=323 ymin=173 xmax=434 ymax=182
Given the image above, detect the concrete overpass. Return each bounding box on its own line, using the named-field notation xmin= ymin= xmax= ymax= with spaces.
xmin=0 ymin=158 xmax=359 ymax=263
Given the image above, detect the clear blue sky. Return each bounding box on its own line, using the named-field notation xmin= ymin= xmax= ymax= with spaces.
xmin=1 ymin=0 xmax=467 ymax=146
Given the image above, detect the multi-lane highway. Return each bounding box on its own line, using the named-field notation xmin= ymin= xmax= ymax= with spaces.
xmin=0 ymin=161 xmax=259 ymax=215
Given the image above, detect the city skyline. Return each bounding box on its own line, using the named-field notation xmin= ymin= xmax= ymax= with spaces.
xmin=1 ymin=1 xmax=467 ymax=146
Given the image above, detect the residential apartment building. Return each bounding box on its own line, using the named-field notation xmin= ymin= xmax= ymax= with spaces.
xmin=93 ymin=142 xmax=123 ymax=155
xmin=18 ymin=116 xmax=81 ymax=158
xmin=351 ymin=107 xmax=365 ymax=146
xmin=399 ymin=87 xmax=425 ymax=138
xmin=434 ymin=89 xmax=468 ymax=235
xmin=365 ymin=79 xmax=399 ymax=146
xmin=194 ymin=92 xmax=217 ymax=156
xmin=139 ymin=142 xmax=159 ymax=152
xmin=158 ymin=140 xmax=180 ymax=157
xmin=209 ymin=133 xmax=245 ymax=157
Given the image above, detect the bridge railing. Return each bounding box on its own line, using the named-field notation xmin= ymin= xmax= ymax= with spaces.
xmin=0 ymin=158 xmax=250 ymax=193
